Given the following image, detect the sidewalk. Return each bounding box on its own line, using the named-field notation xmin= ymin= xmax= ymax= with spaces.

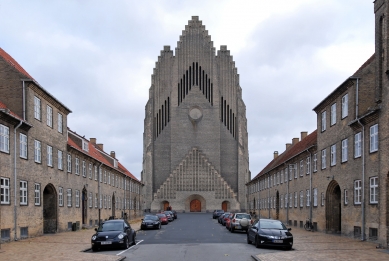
xmin=253 ymin=227 xmax=389 ymax=261
xmin=0 ymin=218 xmax=142 ymax=261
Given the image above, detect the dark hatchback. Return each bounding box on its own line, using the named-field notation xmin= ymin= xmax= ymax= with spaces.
xmin=141 ymin=215 xmax=162 ymax=230
xmin=213 ymin=210 xmax=224 ymax=219
xmin=247 ymin=219 xmax=293 ymax=250
xmin=91 ymin=219 xmax=136 ymax=251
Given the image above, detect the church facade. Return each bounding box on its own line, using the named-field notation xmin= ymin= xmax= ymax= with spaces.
xmin=142 ymin=16 xmax=249 ymax=212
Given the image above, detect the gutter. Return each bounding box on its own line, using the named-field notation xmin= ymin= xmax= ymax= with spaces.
xmin=98 ymin=162 xmax=103 ymax=226
xmin=14 ymin=120 xmax=23 ymax=241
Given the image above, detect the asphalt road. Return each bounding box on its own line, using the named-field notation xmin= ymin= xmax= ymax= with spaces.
xmin=88 ymin=213 xmax=283 ymax=261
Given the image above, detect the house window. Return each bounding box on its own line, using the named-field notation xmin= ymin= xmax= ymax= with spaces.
xmin=344 ymin=189 xmax=348 ymax=205
xmin=321 ymin=111 xmax=326 ymax=132
xmin=1 ymin=177 xmax=10 ymax=204
xmin=47 ymin=105 xmax=53 ymax=127
xmin=280 ymin=171 xmax=283 ymax=184
xmin=58 ymin=187 xmax=63 ymax=206
xmin=300 ymin=191 xmax=303 ymax=207
xmin=34 ymin=96 xmax=41 ymax=120
xmin=20 ymin=181 xmax=27 ymax=205
xmin=75 ymin=190 xmax=80 ymax=207
xmin=95 ymin=193 xmax=98 ymax=208
xmin=34 ymin=183 xmax=40 ymax=205
xmin=94 ymin=166 xmax=97 ymax=181
xmin=306 ymin=156 xmax=311 ymax=174
xmin=342 ymin=94 xmax=348 ymax=118
xmin=67 ymin=154 xmax=72 ymax=173
xmin=354 ymin=180 xmax=362 ymax=204
xmin=370 ymin=124 xmax=378 ymax=152
xmin=34 ymin=140 xmax=41 ymax=163
xmin=0 ymin=124 xmax=10 ymax=153
xmin=20 ymin=133 xmax=27 ymax=158
xmin=321 ymin=149 xmax=326 ymax=169
xmin=104 ymin=171 xmax=107 ymax=184
xmin=89 ymin=163 xmax=92 ymax=179
xmin=331 ymin=103 xmax=336 ymax=126
xmin=313 ymin=188 xmax=318 ymax=207
xmin=75 ymin=158 xmax=79 ymax=175
xmin=285 ymin=168 xmax=288 ymax=182
xmin=294 ymin=192 xmax=297 ymax=207
xmin=99 ymin=194 xmax=102 ymax=209
xmin=313 ymin=154 xmax=317 ymax=172
xmin=355 ymin=132 xmax=362 ymax=158
xmin=108 ymin=196 xmax=111 ymax=209
xmin=289 ymin=193 xmax=292 ymax=208
xmin=104 ymin=195 xmax=107 ymax=209
xmin=341 ymin=139 xmax=348 ymax=163
xmin=67 ymin=189 xmax=72 ymax=207
xmin=284 ymin=194 xmax=288 ymax=208
xmin=108 ymin=172 xmax=111 ymax=185
xmin=306 ymin=189 xmax=310 ymax=207
xmin=82 ymin=140 xmax=89 ymax=152
xmin=57 ymin=113 xmax=63 ymax=133
xmin=82 ymin=161 xmax=86 ymax=177
xmin=99 ymin=168 xmax=102 ymax=183
xmin=321 ymin=192 xmax=325 ymax=206
xmin=58 ymin=150 xmax=63 ymax=170
xmin=47 ymin=145 xmax=53 ymax=167
xmin=89 ymin=192 xmax=92 ymax=208
xmin=300 ymin=160 xmax=304 ymax=177
xmin=370 ymin=177 xmax=378 ymax=204
xmin=330 ymin=144 xmax=336 ymax=166
xmin=114 ymin=159 xmax=118 ymax=168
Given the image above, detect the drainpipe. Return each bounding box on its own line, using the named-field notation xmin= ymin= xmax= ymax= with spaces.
xmin=98 ymin=163 xmax=103 ymax=226
xmin=14 ymin=120 xmax=23 ymax=241
xmin=286 ymin=165 xmax=290 ymax=225
xmin=306 ymin=149 xmax=313 ymax=229
xmin=268 ymin=174 xmax=270 ymax=218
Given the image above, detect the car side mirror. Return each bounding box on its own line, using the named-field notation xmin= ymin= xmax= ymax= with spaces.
xmin=288 ymin=228 xmax=292 ymax=231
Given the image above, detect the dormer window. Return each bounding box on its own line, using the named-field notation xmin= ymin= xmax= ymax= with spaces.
xmin=114 ymin=159 xmax=118 ymax=168
xmin=82 ymin=140 xmax=89 ymax=152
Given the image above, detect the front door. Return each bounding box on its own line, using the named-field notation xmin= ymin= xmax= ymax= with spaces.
xmin=82 ymin=188 xmax=87 ymax=224
xmin=190 ymin=199 xmax=201 ymax=212
xmin=222 ymin=201 xmax=227 ymax=212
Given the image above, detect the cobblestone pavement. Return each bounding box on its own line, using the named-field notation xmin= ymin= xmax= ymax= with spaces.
xmin=254 ymin=227 xmax=389 ymax=261
xmin=0 ymin=218 xmax=142 ymax=261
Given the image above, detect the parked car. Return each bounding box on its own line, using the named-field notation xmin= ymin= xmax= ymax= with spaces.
xmin=247 ymin=219 xmax=293 ymax=250
xmin=220 ymin=212 xmax=231 ymax=225
xmin=91 ymin=219 xmax=136 ymax=251
xmin=156 ymin=213 xmax=169 ymax=225
xmin=213 ymin=209 xmax=224 ymax=219
xmin=225 ymin=213 xmax=234 ymax=230
xmin=162 ymin=211 xmax=174 ymax=222
xmin=141 ymin=215 xmax=162 ymax=230
xmin=229 ymin=213 xmax=252 ymax=233
xmin=170 ymin=210 xmax=178 ymax=219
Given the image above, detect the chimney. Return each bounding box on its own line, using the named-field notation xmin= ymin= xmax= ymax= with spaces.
xmin=110 ymin=151 xmax=116 ymax=158
xmin=286 ymin=143 xmax=292 ymax=150
xmin=292 ymin=138 xmax=299 ymax=145
xmin=90 ymin=138 xmax=96 ymax=144
xmin=274 ymin=151 xmax=278 ymax=159
xmin=301 ymin=131 xmax=308 ymax=140
xmin=97 ymin=144 xmax=104 ymax=150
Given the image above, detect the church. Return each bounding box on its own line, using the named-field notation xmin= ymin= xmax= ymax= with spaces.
xmin=142 ymin=16 xmax=249 ymax=212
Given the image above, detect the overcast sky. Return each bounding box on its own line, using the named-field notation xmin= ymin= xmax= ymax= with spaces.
xmin=0 ymin=0 xmax=374 ymax=180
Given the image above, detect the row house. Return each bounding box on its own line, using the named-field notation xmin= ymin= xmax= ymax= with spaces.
xmin=0 ymin=47 xmax=142 ymax=242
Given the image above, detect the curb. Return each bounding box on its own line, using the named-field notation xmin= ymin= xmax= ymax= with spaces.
xmin=251 ymin=255 xmax=261 ymax=261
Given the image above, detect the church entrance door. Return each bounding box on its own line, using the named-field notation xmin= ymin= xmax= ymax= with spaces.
xmin=190 ymin=199 xmax=201 ymax=212
xmin=326 ymin=180 xmax=341 ymax=233
xmin=163 ymin=201 xmax=170 ymax=210
xmin=222 ymin=201 xmax=228 ymax=212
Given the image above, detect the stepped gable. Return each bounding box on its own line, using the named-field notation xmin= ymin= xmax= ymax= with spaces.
xmin=154 ymin=147 xmax=237 ymax=200
xmin=176 ymin=16 xmax=213 ymax=50
xmin=0 ymin=48 xmax=34 ymax=79
xmin=252 ymin=130 xmax=317 ymax=180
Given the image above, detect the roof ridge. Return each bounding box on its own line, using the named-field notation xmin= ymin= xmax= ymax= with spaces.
xmin=0 ymin=48 xmax=34 ymax=79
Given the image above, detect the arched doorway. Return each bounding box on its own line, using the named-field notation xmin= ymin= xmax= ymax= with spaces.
xmin=112 ymin=193 xmax=116 ymax=218
xmin=222 ymin=201 xmax=229 ymax=212
xmin=326 ymin=180 xmax=341 ymax=233
xmin=43 ymin=184 xmax=57 ymax=233
xmin=163 ymin=201 xmax=170 ymax=211
xmin=82 ymin=187 xmax=87 ymax=225
xmin=190 ymin=199 xmax=201 ymax=212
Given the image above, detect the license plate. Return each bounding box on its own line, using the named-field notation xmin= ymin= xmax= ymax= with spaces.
xmin=147 ymin=225 xmax=153 ymax=227
xmin=273 ymin=240 xmax=283 ymax=243
xmin=101 ymin=241 xmax=112 ymax=245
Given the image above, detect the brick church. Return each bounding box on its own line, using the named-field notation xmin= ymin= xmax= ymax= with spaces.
xmin=142 ymin=16 xmax=249 ymax=212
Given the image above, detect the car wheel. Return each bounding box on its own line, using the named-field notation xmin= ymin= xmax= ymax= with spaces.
xmin=92 ymin=246 xmax=98 ymax=252
xmin=247 ymin=234 xmax=252 ymax=244
xmin=132 ymin=235 xmax=136 ymax=246
xmin=230 ymin=227 xmax=235 ymax=233
xmin=255 ymin=236 xmax=261 ymax=248
xmin=123 ymin=237 xmax=129 ymax=249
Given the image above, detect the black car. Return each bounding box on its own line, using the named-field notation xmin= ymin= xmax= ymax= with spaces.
xmin=163 ymin=211 xmax=174 ymax=221
xmin=247 ymin=219 xmax=293 ymax=250
xmin=91 ymin=219 xmax=136 ymax=251
xmin=170 ymin=210 xmax=178 ymax=219
xmin=141 ymin=215 xmax=162 ymax=230
xmin=212 ymin=209 xmax=224 ymax=219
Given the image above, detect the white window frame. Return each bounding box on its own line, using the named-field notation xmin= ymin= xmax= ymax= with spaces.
xmin=57 ymin=113 xmax=63 ymax=133
xmin=94 ymin=166 xmax=98 ymax=181
xmin=321 ymin=192 xmax=325 ymax=206
xmin=341 ymin=139 xmax=348 ymax=163
xmin=330 ymin=144 xmax=336 ymax=166
xmin=370 ymin=177 xmax=378 ymax=204
xmin=99 ymin=168 xmax=102 ymax=183
xmin=294 ymin=192 xmax=297 ymax=207
xmin=34 ymin=140 xmax=41 ymax=163
xmin=370 ymin=124 xmax=378 ymax=152
xmin=67 ymin=154 xmax=72 ymax=173
xmin=34 ymin=183 xmax=40 ymax=206
xmin=75 ymin=190 xmax=80 ymax=208
xmin=344 ymin=189 xmax=348 ymax=205
xmin=47 ymin=145 xmax=53 ymax=167
xmin=58 ymin=150 xmax=63 ymax=170
xmin=99 ymin=194 xmax=102 ymax=209
xmin=285 ymin=168 xmax=288 ymax=182
xmin=95 ymin=193 xmax=98 ymax=208
xmin=104 ymin=171 xmax=107 ymax=184
xmin=355 ymin=132 xmax=362 ymax=158
xmin=34 ymin=96 xmax=41 ymax=120
xmin=20 ymin=133 xmax=27 ymax=159
xmin=321 ymin=111 xmax=326 ymax=132
xmin=354 ymin=180 xmax=362 ymax=205
xmin=0 ymin=124 xmax=10 ymax=153
xmin=89 ymin=163 xmax=92 ymax=179
xmin=58 ymin=187 xmax=63 ymax=207
xmin=300 ymin=160 xmax=304 ymax=177
xmin=1 ymin=177 xmax=10 ymax=204
xmin=20 ymin=181 xmax=28 ymax=205
xmin=306 ymin=189 xmax=310 ymax=207
xmin=280 ymin=170 xmax=283 ymax=184
xmin=47 ymin=105 xmax=53 ymax=127
xmin=306 ymin=156 xmax=311 ymax=175
xmin=331 ymin=103 xmax=336 ymax=126
xmin=89 ymin=192 xmax=92 ymax=208
xmin=321 ymin=149 xmax=326 ymax=169
xmin=67 ymin=189 xmax=72 ymax=207
xmin=313 ymin=188 xmax=318 ymax=207
xmin=342 ymin=94 xmax=348 ymax=119
xmin=300 ymin=191 xmax=304 ymax=207
xmin=289 ymin=193 xmax=292 ymax=208
xmin=82 ymin=161 xmax=86 ymax=177
xmin=284 ymin=194 xmax=288 ymax=208
xmin=82 ymin=140 xmax=89 ymax=152
xmin=75 ymin=158 xmax=79 ymax=175
xmin=313 ymin=154 xmax=317 ymax=172
xmin=108 ymin=172 xmax=111 ymax=185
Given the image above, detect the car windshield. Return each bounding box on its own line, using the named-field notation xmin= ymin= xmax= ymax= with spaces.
xmin=236 ymin=214 xmax=250 ymax=219
xmin=98 ymin=222 xmax=123 ymax=232
xmin=145 ymin=215 xmax=159 ymax=221
xmin=157 ymin=214 xmax=166 ymax=218
xmin=260 ymin=220 xmax=286 ymax=230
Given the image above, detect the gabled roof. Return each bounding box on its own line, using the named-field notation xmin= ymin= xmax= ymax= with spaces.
xmin=0 ymin=48 xmax=34 ymax=79
xmin=251 ymin=130 xmax=317 ymax=181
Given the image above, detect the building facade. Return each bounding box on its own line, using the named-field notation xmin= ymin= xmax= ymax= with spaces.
xmin=0 ymin=48 xmax=142 ymax=242
xmin=142 ymin=16 xmax=249 ymax=212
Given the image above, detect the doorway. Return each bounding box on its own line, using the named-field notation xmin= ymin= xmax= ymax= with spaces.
xmin=326 ymin=180 xmax=341 ymax=233
xmin=82 ymin=187 xmax=87 ymax=225
xmin=222 ymin=201 xmax=228 ymax=212
xmin=43 ymin=184 xmax=57 ymax=233
xmin=190 ymin=199 xmax=201 ymax=212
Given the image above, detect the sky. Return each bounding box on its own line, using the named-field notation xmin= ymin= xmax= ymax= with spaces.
xmin=0 ymin=0 xmax=375 ymax=180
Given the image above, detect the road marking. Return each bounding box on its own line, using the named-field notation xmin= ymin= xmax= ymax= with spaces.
xmin=116 ymin=240 xmax=144 ymax=256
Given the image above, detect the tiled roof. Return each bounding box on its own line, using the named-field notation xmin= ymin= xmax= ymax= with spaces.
xmin=0 ymin=100 xmax=23 ymax=120
xmin=251 ymin=130 xmax=317 ymax=181
xmin=0 ymin=48 xmax=34 ymax=79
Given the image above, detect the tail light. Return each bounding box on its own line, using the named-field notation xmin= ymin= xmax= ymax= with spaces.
xmin=232 ymin=218 xmax=235 ymax=223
